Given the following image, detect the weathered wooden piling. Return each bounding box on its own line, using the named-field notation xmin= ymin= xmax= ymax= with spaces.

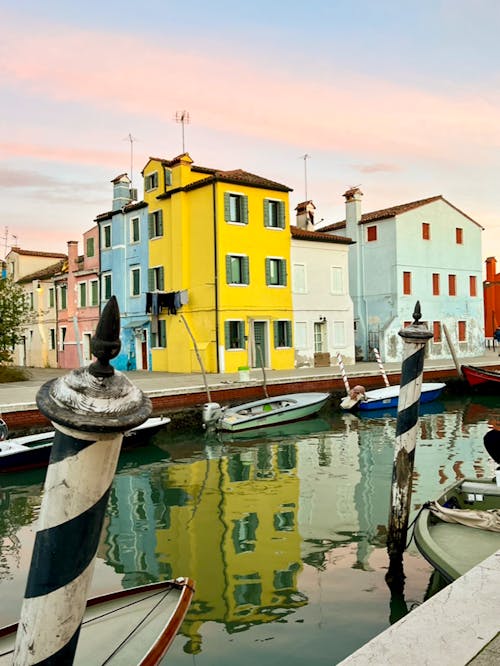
xmin=13 ymin=296 xmax=152 ymax=665
xmin=387 ymin=301 xmax=433 ymax=558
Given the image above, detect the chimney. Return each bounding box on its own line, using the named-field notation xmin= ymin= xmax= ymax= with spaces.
xmin=343 ymin=187 xmax=363 ymax=230
xmin=295 ymin=201 xmax=316 ymax=230
xmin=486 ymin=256 xmax=497 ymax=283
xmin=111 ymin=173 xmax=132 ymax=211
xmin=67 ymin=241 xmax=79 ymax=271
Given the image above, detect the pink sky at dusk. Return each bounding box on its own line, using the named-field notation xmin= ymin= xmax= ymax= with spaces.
xmin=1 ymin=2 xmax=499 ymax=263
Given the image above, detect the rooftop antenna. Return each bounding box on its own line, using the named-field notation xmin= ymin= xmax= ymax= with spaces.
xmin=1 ymin=227 xmax=18 ymax=259
xmin=175 ymin=110 xmax=190 ymax=153
xmin=124 ymin=133 xmax=137 ymax=188
xmin=301 ymin=154 xmax=311 ymax=201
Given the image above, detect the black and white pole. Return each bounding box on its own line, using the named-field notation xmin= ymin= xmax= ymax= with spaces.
xmin=13 ymin=296 xmax=151 ymax=665
xmin=387 ymin=301 xmax=433 ymax=558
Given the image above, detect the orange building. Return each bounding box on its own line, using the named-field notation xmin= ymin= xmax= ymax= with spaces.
xmin=483 ymin=256 xmax=500 ymax=337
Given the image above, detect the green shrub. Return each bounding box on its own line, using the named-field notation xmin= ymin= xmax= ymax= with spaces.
xmin=0 ymin=365 xmax=32 ymax=383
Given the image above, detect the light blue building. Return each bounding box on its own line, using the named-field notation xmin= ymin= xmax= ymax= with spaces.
xmin=324 ymin=188 xmax=484 ymax=362
xmin=96 ymin=174 xmax=151 ymax=371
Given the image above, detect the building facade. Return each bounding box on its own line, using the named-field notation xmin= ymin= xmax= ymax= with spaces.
xmin=484 ymin=256 xmax=500 ymax=338
xmin=142 ymin=153 xmax=294 ymax=373
xmin=323 ymin=189 xmax=484 ymax=362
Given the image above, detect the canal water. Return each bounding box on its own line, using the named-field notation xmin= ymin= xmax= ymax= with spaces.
xmin=0 ymin=394 xmax=498 ymax=664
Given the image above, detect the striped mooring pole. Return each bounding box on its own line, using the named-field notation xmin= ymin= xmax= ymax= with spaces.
xmin=13 ymin=296 xmax=152 ymax=665
xmin=387 ymin=301 xmax=433 ymax=559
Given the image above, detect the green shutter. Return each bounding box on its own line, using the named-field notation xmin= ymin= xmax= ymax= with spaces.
xmin=158 ymin=266 xmax=165 ymax=290
xmin=243 ymin=257 xmax=250 ymax=284
xmin=224 ymin=321 xmax=230 ymax=348
xmin=242 ymin=196 xmax=248 ymax=224
xmin=159 ymin=320 xmax=167 ymax=347
xmin=148 ymin=214 xmax=154 ymax=239
xmin=273 ymin=321 xmax=279 ymax=347
xmin=281 ymin=259 xmax=287 ymax=286
xmin=226 ymin=255 xmax=232 ymax=283
xmin=263 ymin=199 xmax=269 ymax=227
xmin=158 ymin=210 xmax=164 ymax=236
xmin=148 ymin=268 xmax=154 ymax=291
xmin=224 ymin=193 xmax=230 ymax=221
xmin=278 ymin=201 xmax=285 ymax=229
xmin=265 ymin=258 xmax=271 ymax=285
xmin=239 ymin=321 xmax=245 ymax=347
xmin=287 ymin=321 xmax=292 ymax=346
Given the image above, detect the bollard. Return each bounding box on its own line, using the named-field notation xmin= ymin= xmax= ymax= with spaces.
xmin=13 ymin=296 xmax=152 ymax=665
xmin=387 ymin=301 xmax=433 ymax=558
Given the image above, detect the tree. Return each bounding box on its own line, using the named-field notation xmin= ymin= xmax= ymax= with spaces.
xmin=0 ymin=277 xmax=32 ymax=363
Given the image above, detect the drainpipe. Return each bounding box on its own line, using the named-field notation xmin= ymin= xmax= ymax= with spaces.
xmin=212 ymin=182 xmax=220 ymax=372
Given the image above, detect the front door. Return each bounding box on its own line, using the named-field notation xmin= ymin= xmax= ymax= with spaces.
xmin=252 ymin=321 xmax=268 ymax=368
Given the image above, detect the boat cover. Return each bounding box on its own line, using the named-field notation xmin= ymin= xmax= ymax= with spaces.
xmin=428 ymin=502 xmax=500 ymax=532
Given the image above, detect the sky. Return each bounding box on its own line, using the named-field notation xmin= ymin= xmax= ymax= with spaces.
xmin=1 ymin=0 xmax=500 ymax=266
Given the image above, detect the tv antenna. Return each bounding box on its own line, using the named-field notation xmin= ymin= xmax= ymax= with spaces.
xmin=124 ymin=133 xmax=137 ymax=187
xmin=1 ymin=227 xmax=18 ymax=259
xmin=175 ymin=110 xmax=190 ymax=153
xmin=301 ymin=154 xmax=311 ymax=201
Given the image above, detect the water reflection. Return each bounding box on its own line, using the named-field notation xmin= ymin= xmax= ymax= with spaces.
xmin=0 ymin=396 xmax=498 ymax=664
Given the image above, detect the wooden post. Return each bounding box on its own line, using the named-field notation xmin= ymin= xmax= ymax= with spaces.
xmin=387 ymin=301 xmax=433 ymax=558
xmin=13 ymin=296 xmax=152 ymax=665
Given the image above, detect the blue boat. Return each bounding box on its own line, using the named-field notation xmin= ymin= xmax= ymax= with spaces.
xmin=357 ymin=382 xmax=445 ymax=411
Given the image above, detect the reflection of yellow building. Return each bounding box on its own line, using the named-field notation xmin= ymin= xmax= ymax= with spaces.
xmin=142 ymin=153 xmax=294 ymax=373
xmin=154 ymin=443 xmax=305 ymax=653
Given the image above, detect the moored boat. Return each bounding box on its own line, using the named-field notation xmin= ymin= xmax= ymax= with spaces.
xmin=414 ymin=477 xmax=500 ymax=582
xmin=356 ymin=382 xmax=445 ymax=411
xmin=0 ymin=577 xmax=195 ymax=665
xmin=0 ymin=416 xmax=170 ymax=473
xmin=461 ymin=364 xmax=500 ymax=389
xmin=202 ymin=392 xmax=330 ymax=432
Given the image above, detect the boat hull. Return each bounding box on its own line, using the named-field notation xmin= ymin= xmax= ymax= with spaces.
xmin=461 ymin=364 xmax=500 ymax=388
xmin=414 ymin=478 xmax=500 ymax=582
xmin=0 ymin=417 xmax=170 ymax=473
xmin=0 ymin=578 xmax=194 ymax=665
xmin=358 ymin=382 xmax=445 ymax=411
xmin=218 ymin=392 xmax=330 ymax=432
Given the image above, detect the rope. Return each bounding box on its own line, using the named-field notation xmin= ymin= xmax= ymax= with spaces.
xmin=373 ymin=348 xmax=390 ymax=387
xmin=405 ymin=504 xmax=428 ymax=548
xmin=336 ymin=353 xmax=350 ymax=394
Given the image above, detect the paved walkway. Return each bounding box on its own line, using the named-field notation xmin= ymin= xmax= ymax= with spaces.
xmin=1 ymin=350 xmax=499 ymax=664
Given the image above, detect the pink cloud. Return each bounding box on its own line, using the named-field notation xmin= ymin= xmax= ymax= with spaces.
xmin=0 ymin=142 xmax=125 ymax=168
xmin=2 ymin=13 xmax=500 ymax=167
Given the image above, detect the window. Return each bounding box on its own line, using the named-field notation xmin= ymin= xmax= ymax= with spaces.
xmin=469 ymin=275 xmax=477 ymax=297
xmin=225 ymin=320 xmax=245 ymax=349
xmin=330 ymin=266 xmax=344 ymax=294
xmin=264 ymin=199 xmax=285 ymax=228
xmin=102 ymin=224 xmax=111 ymax=249
xmin=266 ymin=258 xmax=287 ymax=286
xmin=130 ymin=266 xmax=141 ymax=296
xmin=226 ymin=255 xmax=249 ymax=285
xmin=458 ymin=320 xmax=466 ymax=342
xmin=163 ymin=167 xmax=172 ymax=186
xmin=59 ymin=285 xmax=67 ymax=309
xmin=432 ymin=273 xmax=440 ymax=296
xmin=59 ymin=326 xmax=67 ymax=351
xmin=49 ymin=328 xmax=56 ymax=351
xmin=422 ymin=222 xmax=430 ymax=240
xmin=294 ymin=322 xmax=307 ymax=349
xmin=403 ymin=271 xmax=411 ymax=295
xmin=367 ymin=225 xmax=377 ymax=241
xmin=148 ymin=266 xmax=165 ymax=291
xmin=292 ymin=263 xmax=307 ymax=293
xmin=78 ymin=282 xmax=87 ymax=307
xmin=48 ymin=287 xmax=55 ymax=308
xmin=130 ymin=217 xmax=140 ymax=243
xmin=433 ymin=321 xmax=442 ymax=342
xmin=448 ymin=274 xmax=456 ymax=296
xmin=274 ymin=320 xmax=292 ymax=348
xmin=224 ymin=192 xmax=248 ymax=224
xmin=90 ymin=279 xmax=99 ymax=306
xmin=145 ymin=171 xmax=158 ymax=191
xmin=456 ymin=227 xmax=463 ymax=244
xmin=151 ymin=319 xmax=166 ymax=348
xmin=332 ymin=321 xmax=346 ymax=346
xmin=314 ymin=321 xmax=326 ymax=353
xmin=102 ymin=272 xmax=112 ymax=301
xmin=148 ymin=210 xmax=163 ymax=238
xmin=86 ymin=237 xmax=95 ymax=257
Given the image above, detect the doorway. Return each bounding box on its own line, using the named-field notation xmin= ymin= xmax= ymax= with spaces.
xmin=252 ymin=321 xmax=268 ymax=368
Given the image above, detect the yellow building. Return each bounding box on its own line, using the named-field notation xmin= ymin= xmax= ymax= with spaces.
xmin=142 ymin=153 xmax=294 ymax=373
